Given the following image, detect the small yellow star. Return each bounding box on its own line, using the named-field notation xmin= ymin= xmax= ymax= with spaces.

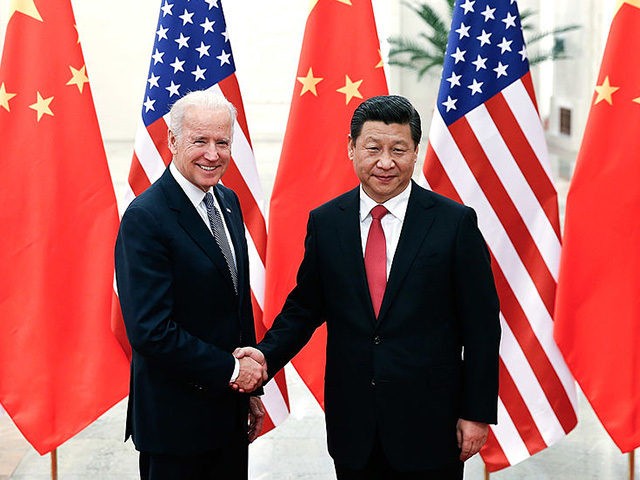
xmin=9 ymin=0 xmax=43 ymax=21
xmin=376 ymin=50 xmax=384 ymax=69
xmin=594 ymin=76 xmax=619 ymax=105
xmin=0 ymin=83 xmax=17 ymax=112
xmin=29 ymin=91 xmax=54 ymax=122
xmin=633 ymin=96 xmax=640 ymax=105
xmin=336 ymin=75 xmax=363 ymax=105
xmin=66 ymin=65 xmax=90 ymax=93
xmin=336 ymin=0 xmax=352 ymax=4
xmin=297 ymin=67 xmax=323 ymax=97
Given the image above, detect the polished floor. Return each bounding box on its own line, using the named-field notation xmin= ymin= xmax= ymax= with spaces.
xmin=0 ymin=365 xmax=636 ymax=480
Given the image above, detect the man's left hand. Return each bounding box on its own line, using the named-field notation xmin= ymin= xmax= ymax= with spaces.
xmin=456 ymin=419 xmax=489 ymax=461
xmin=248 ymin=396 xmax=265 ymax=443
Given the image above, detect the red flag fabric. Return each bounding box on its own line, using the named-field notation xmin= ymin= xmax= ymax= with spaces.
xmin=264 ymin=0 xmax=387 ymax=406
xmin=423 ymin=0 xmax=577 ymax=470
xmin=554 ymin=1 xmax=640 ymax=453
xmin=125 ymin=0 xmax=289 ymax=432
xmin=0 ymin=0 xmax=129 ymax=454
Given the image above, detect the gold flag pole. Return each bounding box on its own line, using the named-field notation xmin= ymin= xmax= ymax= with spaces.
xmin=51 ymin=449 xmax=58 ymax=480
xmin=630 ymin=450 xmax=635 ymax=480
xmin=484 ymin=465 xmax=490 ymax=480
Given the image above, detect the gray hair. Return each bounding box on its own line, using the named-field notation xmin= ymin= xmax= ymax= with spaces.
xmin=168 ymin=90 xmax=237 ymax=139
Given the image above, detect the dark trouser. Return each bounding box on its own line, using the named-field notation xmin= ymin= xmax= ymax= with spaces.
xmin=139 ymin=436 xmax=248 ymax=480
xmin=335 ymin=435 xmax=463 ymax=480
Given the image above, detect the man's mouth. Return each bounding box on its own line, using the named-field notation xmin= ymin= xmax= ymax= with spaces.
xmin=197 ymin=164 xmax=217 ymax=172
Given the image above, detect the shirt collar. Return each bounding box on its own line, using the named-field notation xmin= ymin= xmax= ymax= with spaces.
xmin=359 ymin=181 xmax=412 ymax=222
xmin=169 ymin=162 xmax=214 ymax=208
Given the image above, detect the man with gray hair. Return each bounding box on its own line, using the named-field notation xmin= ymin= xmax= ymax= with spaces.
xmin=115 ymin=90 xmax=266 ymax=479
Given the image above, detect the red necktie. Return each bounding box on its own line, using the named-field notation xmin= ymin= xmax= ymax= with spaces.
xmin=364 ymin=205 xmax=388 ymax=318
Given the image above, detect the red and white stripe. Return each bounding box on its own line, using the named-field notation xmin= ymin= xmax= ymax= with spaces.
xmin=423 ymin=72 xmax=577 ymax=471
xmin=124 ymin=78 xmax=289 ymax=433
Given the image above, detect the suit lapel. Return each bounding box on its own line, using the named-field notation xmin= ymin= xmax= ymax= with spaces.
xmin=378 ymin=183 xmax=437 ymax=322
xmin=335 ymin=188 xmax=374 ymax=316
xmin=160 ymin=170 xmax=237 ymax=294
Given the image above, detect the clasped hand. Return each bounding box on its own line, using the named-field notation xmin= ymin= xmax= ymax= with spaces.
xmin=229 ymin=347 xmax=268 ymax=393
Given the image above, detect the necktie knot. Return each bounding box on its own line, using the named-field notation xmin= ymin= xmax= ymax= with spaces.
xmin=204 ymin=192 xmax=215 ymax=209
xmin=370 ymin=205 xmax=388 ymax=221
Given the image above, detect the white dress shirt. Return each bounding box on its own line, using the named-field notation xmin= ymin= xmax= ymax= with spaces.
xmin=169 ymin=162 xmax=240 ymax=382
xmin=359 ymin=182 xmax=412 ymax=279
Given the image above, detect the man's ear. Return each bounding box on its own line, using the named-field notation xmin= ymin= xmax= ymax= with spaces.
xmin=347 ymin=135 xmax=355 ymax=160
xmin=168 ymin=130 xmax=177 ymax=155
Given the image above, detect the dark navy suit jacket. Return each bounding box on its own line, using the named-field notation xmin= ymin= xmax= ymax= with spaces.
xmin=260 ymin=181 xmax=501 ymax=470
xmin=115 ymin=167 xmax=256 ymax=455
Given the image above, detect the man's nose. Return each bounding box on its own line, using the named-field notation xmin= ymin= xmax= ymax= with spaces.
xmin=204 ymin=143 xmax=219 ymax=161
xmin=376 ymin=152 xmax=394 ymax=169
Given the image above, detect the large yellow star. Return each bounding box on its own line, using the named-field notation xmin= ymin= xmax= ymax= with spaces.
xmin=9 ymin=0 xmax=43 ymax=21
xmin=29 ymin=91 xmax=54 ymax=121
xmin=336 ymin=75 xmax=363 ymax=105
xmin=297 ymin=68 xmax=323 ymax=97
xmin=66 ymin=65 xmax=89 ymax=93
xmin=616 ymin=0 xmax=640 ymax=13
xmin=0 ymin=83 xmax=17 ymax=112
xmin=594 ymin=76 xmax=619 ymax=105
xmin=633 ymin=96 xmax=640 ymax=105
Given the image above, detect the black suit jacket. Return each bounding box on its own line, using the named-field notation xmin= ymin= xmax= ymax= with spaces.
xmin=259 ymin=181 xmax=500 ymax=470
xmin=115 ymin=167 xmax=256 ymax=455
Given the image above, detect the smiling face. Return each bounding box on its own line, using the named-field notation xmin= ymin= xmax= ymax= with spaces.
xmin=348 ymin=120 xmax=418 ymax=203
xmin=168 ymin=105 xmax=233 ymax=192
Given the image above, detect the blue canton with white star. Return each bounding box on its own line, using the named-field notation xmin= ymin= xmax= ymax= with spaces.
xmin=141 ymin=0 xmax=235 ymax=126
xmin=438 ymin=0 xmax=529 ymax=125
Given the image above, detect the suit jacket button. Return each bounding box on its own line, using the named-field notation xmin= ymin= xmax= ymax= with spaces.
xmin=371 ymin=379 xmax=376 ymax=387
xmin=373 ymin=335 xmax=381 ymax=345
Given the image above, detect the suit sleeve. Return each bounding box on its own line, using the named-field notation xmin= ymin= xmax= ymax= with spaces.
xmin=454 ymin=208 xmax=501 ymax=424
xmin=259 ymin=213 xmax=326 ymax=376
xmin=115 ymin=204 xmax=235 ymax=393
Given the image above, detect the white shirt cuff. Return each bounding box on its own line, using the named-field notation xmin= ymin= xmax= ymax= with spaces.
xmin=230 ymin=357 xmax=240 ymax=382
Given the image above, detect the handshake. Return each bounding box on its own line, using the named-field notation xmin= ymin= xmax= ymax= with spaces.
xmin=230 ymin=346 xmax=268 ymax=393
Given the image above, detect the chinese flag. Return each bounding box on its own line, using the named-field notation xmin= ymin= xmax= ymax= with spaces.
xmin=263 ymin=0 xmax=387 ymax=406
xmin=0 ymin=0 xmax=129 ymax=454
xmin=554 ymin=1 xmax=640 ymax=452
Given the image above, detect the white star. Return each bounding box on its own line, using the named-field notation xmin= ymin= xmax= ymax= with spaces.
xmin=446 ymin=71 xmax=462 ymax=88
xmin=166 ymin=81 xmax=181 ymax=97
xmin=216 ymin=49 xmax=231 ymax=66
xmin=451 ymin=47 xmax=466 ymax=64
xmin=179 ymin=9 xmax=194 ymax=25
xmin=143 ymin=96 xmax=156 ymax=112
xmin=151 ymin=49 xmax=164 ymax=64
xmin=519 ymin=45 xmax=528 ymax=61
xmin=147 ymin=73 xmax=160 ymax=89
xmin=468 ymin=79 xmax=484 ymax=95
xmin=460 ymin=0 xmax=475 ymax=14
xmin=156 ymin=25 xmax=169 ymax=41
xmin=497 ymin=37 xmax=513 ymax=53
xmin=175 ymin=33 xmax=190 ymax=49
xmin=494 ymin=61 xmax=509 ymax=78
xmin=481 ymin=5 xmax=496 ymax=21
xmin=455 ymin=23 xmax=471 ymax=39
xmin=472 ymin=55 xmax=488 ymax=71
xmin=205 ymin=0 xmax=219 ymax=8
xmin=196 ymin=42 xmax=211 ymax=58
xmin=442 ymin=96 xmax=458 ymax=112
xmin=476 ymin=29 xmax=492 ymax=47
xmin=502 ymin=12 xmax=517 ymax=29
xmin=221 ymin=30 xmax=230 ymax=43
xmin=191 ymin=65 xmax=207 ymax=81
xmin=161 ymin=1 xmax=173 ymax=16
xmin=200 ymin=18 xmax=215 ymax=34
xmin=170 ymin=57 xmax=185 ymax=73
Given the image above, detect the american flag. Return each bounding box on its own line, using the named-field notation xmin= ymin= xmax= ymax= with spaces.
xmin=422 ymin=0 xmax=577 ymax=471
xmin=125 ymin=0 xmax=289 ymax=432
